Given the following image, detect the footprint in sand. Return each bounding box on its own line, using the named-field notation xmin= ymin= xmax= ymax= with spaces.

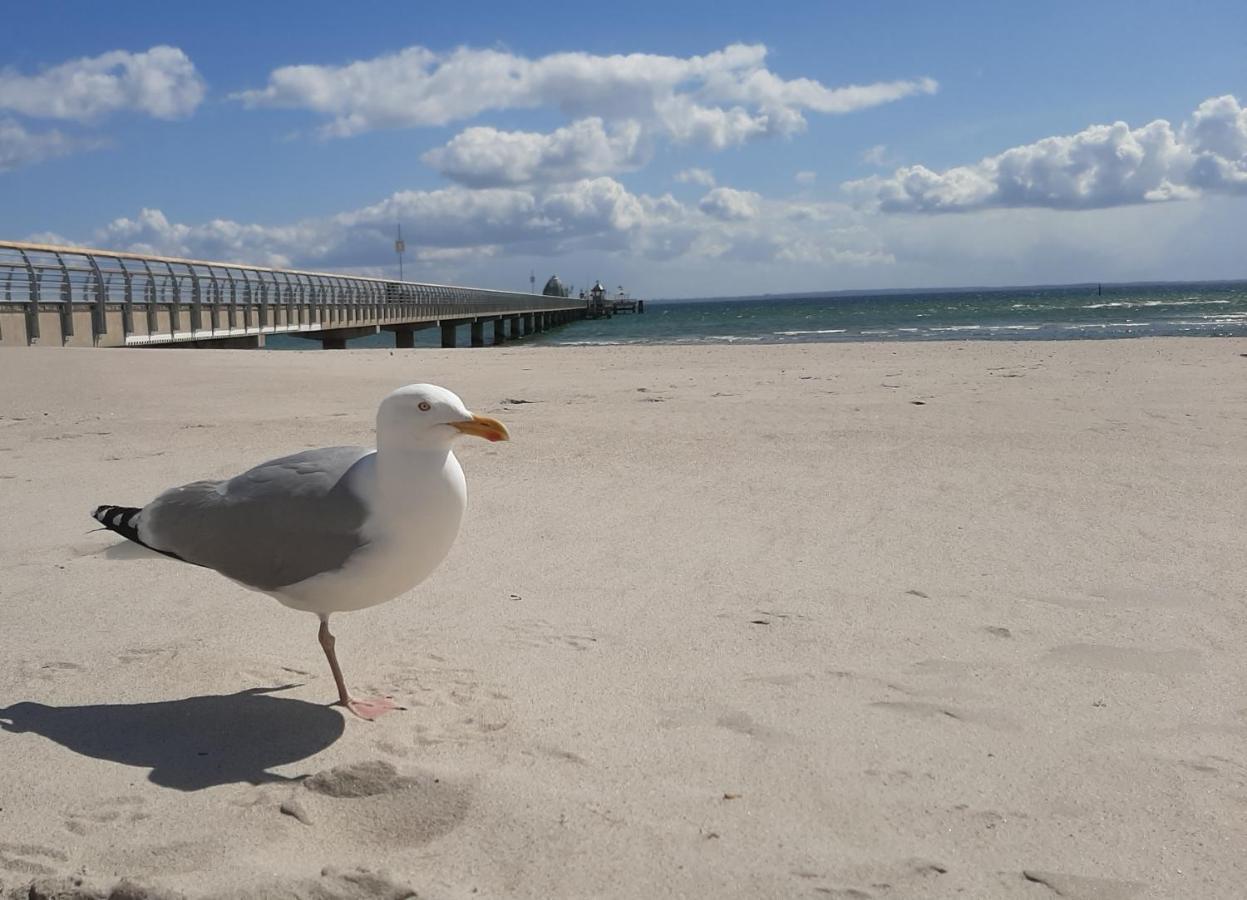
xmin=1021 ymin=870 xmax=1145 ymax=899
xmin=805 ymin=857 xmax=948 ymax=898
xmin=386 ymin=661 xmax=484 ymax=708
xmin=220 ymin=866 xmax=417 ymax=900
xmin=871 ymin=700 xmax=964 ymax=721
xmin=291 ymin=760 xmax=471 ymax=847
xmin=742 ymin=673 xmax=816 ymax=687
xmin=861 ymin=768 xmax=932 ymax=787
xmin=715 ymin=711 xmax=792 ymax=743
xmin=0 ymin=841 xmax=69 ymax=876
xmin=107 ymin=838 xmax=223 ymax=876
xmin=30 ymin=660 xmax=86 ymax=683
xmin=117 ymin=644 xmax=181 ymax=666
xmin=506 ymin=618 xmax=600 ymax=651
xmin=64 ymin=795 xmax=149 ymax=835
xmin=870 ymin=699 xmax=1018 ymax=732
xmin=1043 ymin=643 xmax=1202 ymax=676
xmin=380 ymin=660 xmax=512 ymax=746
xmin=240 ymin=663 xmax=311 ymax=686
xmin=1085 ymin=586 xmax=1191 ymax=609
xmin=39 ymin=661 xmax=84 ymax=671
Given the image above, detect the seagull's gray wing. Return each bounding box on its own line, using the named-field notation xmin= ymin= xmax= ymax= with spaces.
xmin=139 ymin=446 xmax=374 ymax=591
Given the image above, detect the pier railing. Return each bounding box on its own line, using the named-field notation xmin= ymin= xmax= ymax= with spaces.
xmin=0 ymin=240 xmax=585 ymax=348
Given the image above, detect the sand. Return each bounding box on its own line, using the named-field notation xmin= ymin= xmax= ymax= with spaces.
xmin=0 ymin=338 xmax=1244 ymax=899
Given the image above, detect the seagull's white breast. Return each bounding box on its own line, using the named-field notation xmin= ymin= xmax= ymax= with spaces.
xmin=271 ymin=450 xmax=468 ymax=615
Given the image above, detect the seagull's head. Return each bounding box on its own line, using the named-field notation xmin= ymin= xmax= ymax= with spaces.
xmin=377 ymin=384 xmax=510 ymax=450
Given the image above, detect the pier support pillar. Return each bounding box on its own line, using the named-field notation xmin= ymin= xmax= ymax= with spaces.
xmin=493 ymin=318 xmax=506 ymax=345
xmin=509 ymin=316 xmax=521 ymax=339
xmin=382 ymin=322 xmax=434 ymax=348
xmin=441 ymin=321 xmax=458 ymax=348
xmin=289 ymin=324 xmax=379 ymax=349
xmin=470 ymin=321 xmax=485 ymax=347
xmin=522 ymin=314 xmax=534 ymax=336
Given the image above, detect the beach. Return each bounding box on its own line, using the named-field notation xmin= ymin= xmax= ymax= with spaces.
xmin=1 ymin=338 xmax=1244 ymax=899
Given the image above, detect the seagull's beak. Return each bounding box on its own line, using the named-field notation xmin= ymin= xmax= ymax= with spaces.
xmin=450 ymin=413 xmax=510 ymax=442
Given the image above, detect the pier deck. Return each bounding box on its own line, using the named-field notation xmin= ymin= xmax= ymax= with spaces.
xmin=0 ymin=241 xmax=586 ymax=349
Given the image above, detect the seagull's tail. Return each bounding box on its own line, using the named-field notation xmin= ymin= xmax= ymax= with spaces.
xmin=92 ymin=503 xmax=192 ymax=560
xmin=91 ymin=504 xmax=189 ymax=563
xmin=91 ymin=504 xmax=148 ymax=548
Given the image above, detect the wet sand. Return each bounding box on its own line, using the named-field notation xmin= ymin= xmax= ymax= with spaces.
xmin=0 ymin=339 xmax=1244 ymax=899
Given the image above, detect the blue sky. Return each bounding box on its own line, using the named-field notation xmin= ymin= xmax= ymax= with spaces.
xmin=2 ymin=0 xmax=1245 ymax=296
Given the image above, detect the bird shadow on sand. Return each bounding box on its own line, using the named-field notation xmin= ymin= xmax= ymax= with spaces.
xmin=0 ymin=685 xmax=345 ymax=791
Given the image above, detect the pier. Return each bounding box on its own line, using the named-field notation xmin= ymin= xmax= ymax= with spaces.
xmin=0 ymin=241 xmax=588 ymax=349
xmin=583 ymin=280 xmax=645 ymax=319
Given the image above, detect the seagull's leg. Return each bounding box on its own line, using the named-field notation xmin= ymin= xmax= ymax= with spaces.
xmin=317 ymin=615 xmax=401 ymax=721
xmin=316 ymin=617 xmax=352 ymax=707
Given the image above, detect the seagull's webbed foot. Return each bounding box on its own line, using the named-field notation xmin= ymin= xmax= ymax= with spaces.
xmin=317 ymin=617 xmax=405 ymax=721
xmin=344 ymin=696 xmax=404 ymax=721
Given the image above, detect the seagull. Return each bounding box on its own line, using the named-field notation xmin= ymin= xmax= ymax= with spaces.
xmin=90 ymin=384 xmax=509 ymax=720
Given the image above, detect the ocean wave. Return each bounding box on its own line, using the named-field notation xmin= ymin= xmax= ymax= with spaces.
xmin=772 ymin=329 xmax=847 ymax=335
xmin=1062 ymin=322 xmax=1153 ymax=329
xmin=1083 ymin=299 xmax=1230 ymax=309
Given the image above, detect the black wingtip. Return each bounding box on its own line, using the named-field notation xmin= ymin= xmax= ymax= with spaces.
xmin=90 ymin=503 xmax=189 ymax=564
xmin=91 ymin=504 xmax=144 ymax=545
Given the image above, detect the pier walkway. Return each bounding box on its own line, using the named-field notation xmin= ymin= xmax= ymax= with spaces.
xmin=0 ymin=241 xmax=586 ymax=349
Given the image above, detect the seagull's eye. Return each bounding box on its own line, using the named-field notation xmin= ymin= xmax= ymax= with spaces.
xmin=417 ymin=401 xmax=432 ymax=412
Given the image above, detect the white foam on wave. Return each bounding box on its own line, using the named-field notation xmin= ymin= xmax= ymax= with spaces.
xmin=1170 ymin=317 xmax=1247 ymax=327
xmin=1062 ymin=321 xmax=1153 ymax=330
xmin=928 ymin=325 xmax=982 ymax=332
xmin=772 ymin=329 xmax=848 ymax=336
xmin=1084 ymin=299 xmax=1231 ymax=309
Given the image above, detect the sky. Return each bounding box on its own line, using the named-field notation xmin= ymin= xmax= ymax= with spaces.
xmin=1 ymin=0 xmax=1245 ymax=298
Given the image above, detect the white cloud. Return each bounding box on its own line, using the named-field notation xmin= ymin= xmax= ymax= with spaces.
xmin=675 ymin=167 xmax=716 ymax=187
xmin=0 ymin=46 xmax=205 ymax=121
xmin=422 ymin=117 xmax=646 ymax=186
xmin=234 ymin=42 xmax=936 ymax=146
xmin=847 ymin=94 xmax=1247 ymax=212
xmin=0 ymin=118 xmax=90 ymax=172
xmin=93 ymin=208 xmax=318 ymax=268
xmin=1184 ymin=94 xmax=1247 ymax=192
xmin=73 ymin=175 xmax=894 ymax=285
xmin=699 ymin=187 xmax=761 ymax=221
xmin=704 ymin=71 xmax=937 ymax=117
xmin=861 ymin=144 xmax=890 ymax=166
xmin=57 ymin=181 xmax=1247 ymax=297
xmin=794 ymin=170 xmax=817 ymax=184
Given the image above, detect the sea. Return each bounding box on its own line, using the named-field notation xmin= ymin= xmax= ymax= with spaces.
xmin=268 ymin=280 xmax=1247 ymax=349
